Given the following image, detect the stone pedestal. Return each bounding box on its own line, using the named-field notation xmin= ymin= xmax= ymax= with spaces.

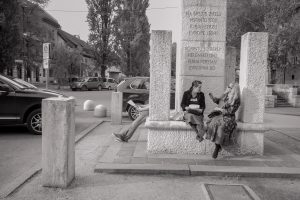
xmin=111 ymin=92 xmax=123 ymax=124
xmin=42 ymin=97 xmax=75 ymax=188
xmin=176 ymin=0 xmax=227 ymax=112
xmin=145 ymin=119 xmax=265 ymax=155
xmin=265 ymin=95 xmax=277 ymax=108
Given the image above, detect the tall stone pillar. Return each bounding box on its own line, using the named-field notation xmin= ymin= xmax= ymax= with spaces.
xmin=239 ymin=32 xmax=268 ymax=123
xmin=149 ymin=30 xmax=172 ymax=121
xmin=42 ymin=97 xmax=75 ymax=188
xmin=176 ymin=0 xmax=227 ymax=112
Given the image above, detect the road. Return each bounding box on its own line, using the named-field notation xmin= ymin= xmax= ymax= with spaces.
xmin=0 ymin=90 xmax=113 ymax=194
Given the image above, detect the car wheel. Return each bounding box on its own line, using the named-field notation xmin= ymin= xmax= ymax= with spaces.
xmin=98 ymin=85 xmax=102 ymax=91
xmin=128 ymin=103 xmax=142 ymax=121
xmin=71 ymin=88 xmax=76 ymax=91
xmin=26 ymin=109 xmax=42 ymax=135
xmin=81 ymin=85 xmax=88 ymax=91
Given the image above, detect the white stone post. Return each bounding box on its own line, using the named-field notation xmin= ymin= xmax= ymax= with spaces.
xmin=111 ymin=92 xmax=123 ymax=124
xmin=239 ymin=32 xmax=268 ymax=123
xmin=149 ymin=30 xmax=172 ymax=121
xmin=238 ymin=32 xmax=268 ymax=155
xmin=42 ymin=97 xmax=75 ymax=188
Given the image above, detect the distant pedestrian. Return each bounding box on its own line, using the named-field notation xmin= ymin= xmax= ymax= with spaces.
xmin=206 ymin=82 xmax=241 ymax=159
xmin=181 ymin=80 xmax=206 ymax=142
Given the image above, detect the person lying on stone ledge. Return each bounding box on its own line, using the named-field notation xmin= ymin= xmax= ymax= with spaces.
xmin=180 ymin=80 xmax=206 ymax=142
xmin=206 ymin=82 xmax=241 ymax=159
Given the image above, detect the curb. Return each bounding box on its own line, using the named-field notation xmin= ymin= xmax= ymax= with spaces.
xmin=0 ymin=120 xmax=104 ymax=199
xmin=94 ymin=163 xmax=300 ymax=179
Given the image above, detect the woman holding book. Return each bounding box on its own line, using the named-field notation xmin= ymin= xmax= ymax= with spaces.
xmin=206 ymin=82 xmax=241 ymax=159
xmin=180 ymin=80 xmax=206 ymax=142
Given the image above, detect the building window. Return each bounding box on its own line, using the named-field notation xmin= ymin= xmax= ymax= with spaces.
xmin=43 ymin=69 xmax=45 ymax=77
xmin=292 ymin=75 xmax=295 ymax=80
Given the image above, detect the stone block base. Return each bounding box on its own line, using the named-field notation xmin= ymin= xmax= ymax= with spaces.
xmin=145 ymin=119 xmax=266 ymax=155
xmin=265 ymin=95 xmax=277 ymax=108
xmin=288 ymin=95 xmax=300 ymax=107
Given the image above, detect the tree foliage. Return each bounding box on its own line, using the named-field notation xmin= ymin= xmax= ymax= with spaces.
xmin=52 ymin=47 xmax=81 ymax=87
xmin=86 ymin=0 xmax=117 ymax=77
xmin=227 ymin=0 xmax=300 ymax=79
xmin=0 ymin=0 xmax=21 ymax=73
xmin=113 ymin=0 xmax=150 ymax=76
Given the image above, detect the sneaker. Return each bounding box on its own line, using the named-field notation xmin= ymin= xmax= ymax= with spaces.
xmin=212 ymin=144 xmax=221 ymax=159
xmin=112 ymin=133 xmax=126 ymax=142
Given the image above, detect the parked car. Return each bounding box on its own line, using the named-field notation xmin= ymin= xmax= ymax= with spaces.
xmin=70 ymin=77 xmax=105 ymax=91
xmin=103 ymin=77 xmax=118 ymax=90
xmin=117 ymin=77 xmax=175 ymax=120
xmin=0 ymin=74 xmax=66 ymax=134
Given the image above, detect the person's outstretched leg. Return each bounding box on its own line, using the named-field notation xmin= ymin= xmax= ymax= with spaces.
xmin=123 ymin=111 xmax=148 ymax=141
xmin=113 ymin=128 xmax=129 ymax=142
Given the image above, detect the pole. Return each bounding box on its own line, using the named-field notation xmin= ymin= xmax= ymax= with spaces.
xmin=46 ymin=68 xmax=49 ymax=89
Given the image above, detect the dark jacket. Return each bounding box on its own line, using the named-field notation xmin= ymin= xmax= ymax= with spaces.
xmin=181 ymin=90 xmax=206 ymax=115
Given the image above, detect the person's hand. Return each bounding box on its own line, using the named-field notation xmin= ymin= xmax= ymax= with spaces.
xmin=185 ymin=106 xmax=190 ymax=111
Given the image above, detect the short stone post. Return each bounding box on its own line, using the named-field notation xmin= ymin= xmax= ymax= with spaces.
xmin=42 ymin=97 xmax=75 ymax=188
xmin=111 ymin=92 xmax=123 ymax=124
xmin=238 ymin=32 xmax=268 ymax=155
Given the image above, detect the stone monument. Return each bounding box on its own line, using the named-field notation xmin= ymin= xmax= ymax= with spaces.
xmin=42 ymin=97 xmax=75 ymax=188
xmin=176 ymin=0 xmax=227 ymax=112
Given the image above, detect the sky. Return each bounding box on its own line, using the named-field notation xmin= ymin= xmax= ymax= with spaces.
xmin=46 ymin=0 xmax=181 ymax=43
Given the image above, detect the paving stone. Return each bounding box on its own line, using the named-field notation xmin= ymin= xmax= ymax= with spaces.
xmin=190 ymin=165 xmax=300 ymax=178
xmin=94 ymin=163 xmax=190 ymax=175
xmin=113 ymin=156 xmax=131 ymax=164
xmin=117 ymin=150 xmax=134 ymax=157
xmin=130 ymin=157 xmax=147 ymax=164
xmin=202 ymin=183 xmax=261 ymax=200
xmin=147 ymin=158 xmax=164 ymax=164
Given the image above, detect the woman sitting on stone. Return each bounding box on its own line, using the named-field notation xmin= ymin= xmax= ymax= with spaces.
xmin=206 ymin=82 xmax=241 ymax=159
xmin=181 ymin=80 xmax=206 ymax=142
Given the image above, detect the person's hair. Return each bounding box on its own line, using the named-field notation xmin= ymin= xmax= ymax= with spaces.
xmin=189 ymin=80 xmax=202 ymax=92
xmin=227 ymin=83 xmax=240 ymax=105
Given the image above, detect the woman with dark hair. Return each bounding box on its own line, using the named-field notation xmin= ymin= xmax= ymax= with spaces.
xmin=181 ymin=80 xmax=206 ymax=142
xmin=206 ymin=82 xmax=241 ymax=159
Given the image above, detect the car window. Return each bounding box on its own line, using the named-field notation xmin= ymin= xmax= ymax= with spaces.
xmin=98 ymin=78 xmax=103 ymax=82
xmin=129 ymin=79 xmax=144 ymax=89
xmin=108 ymin=79 xmax=113 ymax=83
xmin=103 ymin=78 xmax=107 ymax=82
xmin=0 ymin=76 xmax=25 ymax=89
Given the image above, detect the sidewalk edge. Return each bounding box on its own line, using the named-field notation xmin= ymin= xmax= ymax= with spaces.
xmin=0 ymin=120 xmax=104 ymax=199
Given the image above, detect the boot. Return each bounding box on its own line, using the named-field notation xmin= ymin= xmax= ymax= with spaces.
xmin=212 ymin=144 xmax=221 ymax=159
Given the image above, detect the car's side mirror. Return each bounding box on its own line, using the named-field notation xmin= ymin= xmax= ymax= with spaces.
xmin=0 ymin=84 xmax=11 ymax=96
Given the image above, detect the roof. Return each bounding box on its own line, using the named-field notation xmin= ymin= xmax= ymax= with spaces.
xmin=20 ymin=1 xmax=60 ymax=29
xmin=57 ymin=29 xmax=95 ymax=58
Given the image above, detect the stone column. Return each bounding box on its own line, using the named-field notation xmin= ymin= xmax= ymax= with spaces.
xmin=149 ymin=30 xmax=172 ymax=121
xmin=239 ymin=32 xmax=268 ymax=123
xmin=111 ymin=91 xmax=123 ymax=124
xmin=176 ymin=0 xmax=227 ymax=112
xmin=42 ymin=97 xmax=75 ymax=188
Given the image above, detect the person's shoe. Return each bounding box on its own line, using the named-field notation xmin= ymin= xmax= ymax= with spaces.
xmin=112 ymin=133 xmax=126 ymax=142
xmin=196 ymin=135 xmax=204 ymax=142
xmin=212 ymin=144 xmax=221 ymax=159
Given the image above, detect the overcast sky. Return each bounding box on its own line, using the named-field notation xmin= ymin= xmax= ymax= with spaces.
xmin=46 ymin=0 xmax=180 ymax=43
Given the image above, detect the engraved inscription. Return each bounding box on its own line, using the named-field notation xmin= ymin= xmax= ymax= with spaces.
xmin=184 ymin=45 xmax=223 ymax=72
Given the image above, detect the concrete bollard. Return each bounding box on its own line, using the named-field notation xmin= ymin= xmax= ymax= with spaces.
xmin=83 ymin=100 xmax=95 ymax=111
xmin=94 ymin=105 xmax=107 ymax=117
xmin=111 ymin=92 xmax=123 ymax=124
xmin=42 ymin=97 xmax=75 ymax=188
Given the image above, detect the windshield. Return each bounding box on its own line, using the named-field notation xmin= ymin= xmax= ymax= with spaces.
xmin=77 ymin=78 xmax=88 ymax=82
xmin=13 ymin=78 xmax=37 ymax=89
xmin=0 ymin=76 xmax=26 ymax=89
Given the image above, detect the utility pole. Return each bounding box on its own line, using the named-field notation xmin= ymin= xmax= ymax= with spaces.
xmin=43 ymin=43 xmax=51 ymax=89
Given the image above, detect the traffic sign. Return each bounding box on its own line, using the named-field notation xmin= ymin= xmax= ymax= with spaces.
xmin=43 ymin=43 xmax=51 ymax=59
xmin=43 ymin=59 xmax=49 ymax=69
